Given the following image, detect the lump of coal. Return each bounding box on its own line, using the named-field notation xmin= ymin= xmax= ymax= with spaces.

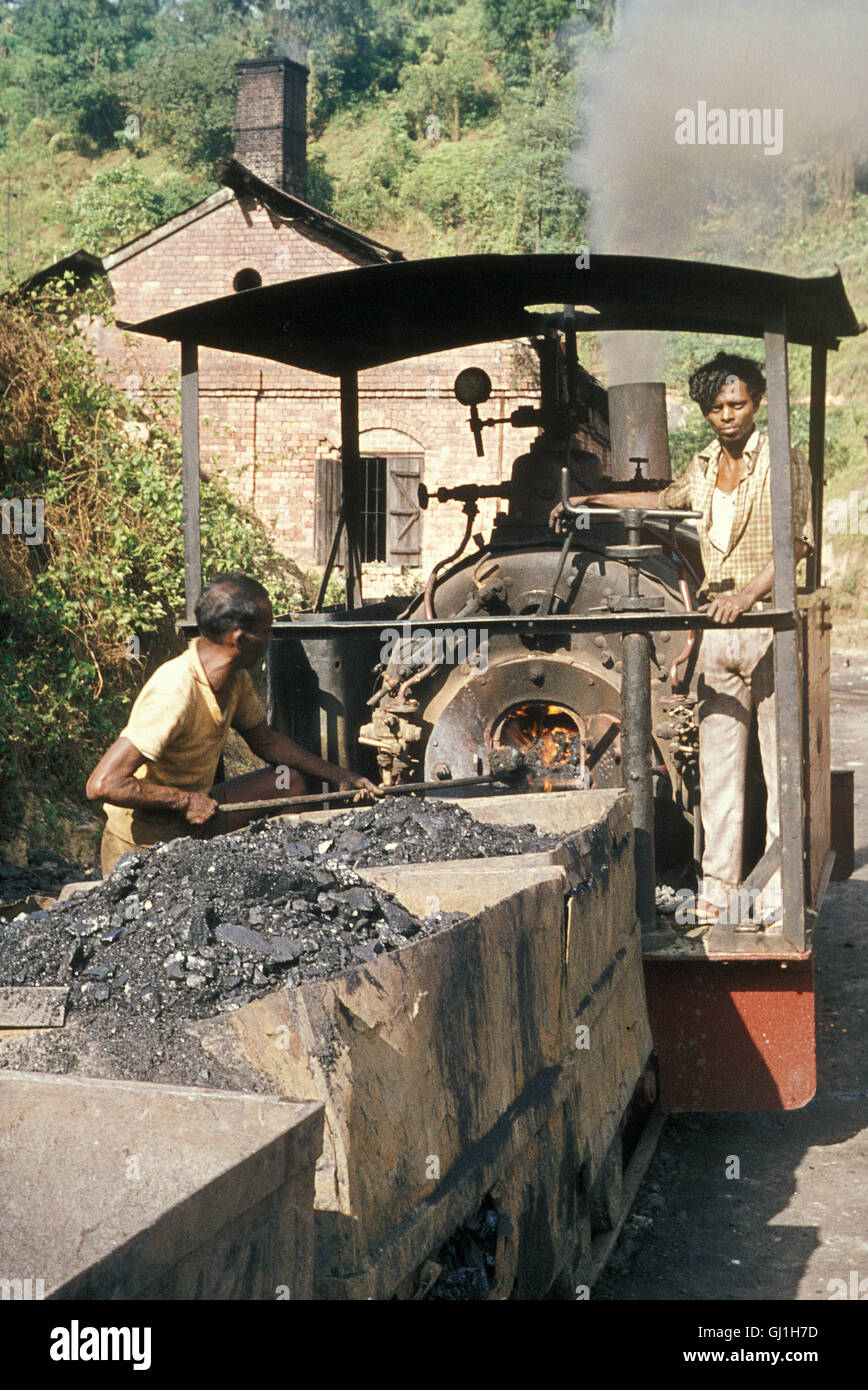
xmin=333 ymin=886 xmax=378 ymax=916
xmin=267 ymin=937 xmax=304 ymax=964
xmin=216 ymin=922 xmax=274 ymax=954
xmin=377 ymin=895 xmax=422 ymax=938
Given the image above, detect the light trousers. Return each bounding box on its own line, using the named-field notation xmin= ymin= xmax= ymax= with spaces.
xmin=696 ymin=625 xmax=780 ymax=912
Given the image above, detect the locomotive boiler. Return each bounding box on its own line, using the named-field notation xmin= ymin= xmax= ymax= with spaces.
xmin=355 ymin=341 xmax=701 ymax=888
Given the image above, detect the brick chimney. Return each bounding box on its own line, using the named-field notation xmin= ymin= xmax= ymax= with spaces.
xmin=234 ymin=57 xmax=308 ymax=199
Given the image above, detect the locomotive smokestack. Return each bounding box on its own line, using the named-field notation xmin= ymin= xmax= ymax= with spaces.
xmin=607 ymin=382 xmax=672 ymax=484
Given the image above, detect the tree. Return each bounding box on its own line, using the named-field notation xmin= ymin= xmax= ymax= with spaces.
xmin=65 ymin=163 xmax=201 ymax=253
xmin=115 ymin=39 xmax=241 ymax=176
xmin=395 ymin=7 xmax=495 ymax=141
xmin=489 ymin=58 xmax=587 ymax=252
xmin=482 ymin=0 xmax=617 ymax=82
xmin=9 ymin=0 xmax=159 ymax=145
xmin=252 ymin=0 xmax=385 ymax=130
xmin=481 ymin=0 xmax=574 ymax=81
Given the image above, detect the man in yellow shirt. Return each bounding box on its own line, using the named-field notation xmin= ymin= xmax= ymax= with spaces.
xmin=87 ymin=573 xmax=379 ymax=876
xmin=553 ymin=353 xmax=812 ymax=927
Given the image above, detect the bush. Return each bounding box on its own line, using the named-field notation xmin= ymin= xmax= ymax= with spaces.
xmin=65 ymin=163 xmax=202 ymax=255
xmin=330 ymin=110 xmax=419 ymax=230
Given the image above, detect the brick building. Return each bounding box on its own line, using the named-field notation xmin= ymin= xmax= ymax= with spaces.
xmin=68 ymin=59 xmax=573 ymax=589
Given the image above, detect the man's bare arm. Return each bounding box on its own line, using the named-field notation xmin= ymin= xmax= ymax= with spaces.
xmin=86 ymin=737 xmax=217 ymax=824
xmin=704 ymin=540 xmax=811 ymax=624
xmin=240 ymin=721 xmax=381 ymax=795
xmin=550 ymin=489 xmax=665 ymax=526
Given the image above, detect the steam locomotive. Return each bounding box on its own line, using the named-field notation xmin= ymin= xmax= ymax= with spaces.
xmin=132 ymin=251 xmax=856 ymax=1121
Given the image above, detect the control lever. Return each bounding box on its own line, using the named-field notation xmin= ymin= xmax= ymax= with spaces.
xmin=558 ymin=468 xmax=701 ymax=531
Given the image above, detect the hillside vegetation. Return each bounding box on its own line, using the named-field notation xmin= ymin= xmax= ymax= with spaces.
xmin=0 ymin=0 xmax=600 ymax=270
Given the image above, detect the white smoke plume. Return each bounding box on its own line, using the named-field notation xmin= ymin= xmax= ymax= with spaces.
xmin=274 ymin=36 xmax=309 ymax=67
xmin=566 ymin=0 xmax=868 ymax=383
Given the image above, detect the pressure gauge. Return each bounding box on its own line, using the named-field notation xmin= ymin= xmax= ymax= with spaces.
xmin=453 ymin=367 xmax=492 ymax=406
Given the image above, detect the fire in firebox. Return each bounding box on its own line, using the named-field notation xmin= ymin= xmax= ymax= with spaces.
xmin=495 ymin=704 xmax=584 ymax=792
xmin=493 ymin=703 xmax=623 ymax=792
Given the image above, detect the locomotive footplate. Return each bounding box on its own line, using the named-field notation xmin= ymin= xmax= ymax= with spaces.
xmin=641 ymin=931 xmax=815 ymax=1112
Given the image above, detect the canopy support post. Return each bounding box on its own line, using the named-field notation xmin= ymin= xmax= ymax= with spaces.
xmin=807 ymin=345 xmax=827 ymax=591
xmin=340 ymin=370 xmax=364 ymax=610
xmin=765 ymin=319 xmax=806 ymax=952
xmin=181 ymin=341 xmax=202 ymax=624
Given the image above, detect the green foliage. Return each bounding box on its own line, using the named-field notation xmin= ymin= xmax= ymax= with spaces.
xmin=8 ymin=0 xmax=158 ymax=147
xmin=398 ymin=138 xmax=496 ymax=244
xmin=65 ymin=163 xmax=203 ymax=254
xmin=0 ymin=280 xmax=305 ymax=843
xmin=328 ymin=43 xmax=585 ymax=251
xmin=393 ymin=3 xmax=496 ymax=141
xmin=485 ymin=61 xmax=586 ymax=252
xmin=265 ymin=0 xmax=395 ymax=131
xmin=329 ymin=105 xmax=420 ymax=230
xmin=3 ymin=0 xmax=257 ymax=169
xmin=806 ymin=402 xmax=867 ymax=480
xmin=305 ymin=151 xmax=336 ymax=216
xmin=667 ymin=417 xmax=712 ymax=479
xmin=481 ymin=0 xmax=581 ymax=82
xmin=114 ymin=37 xmax=243 ymax=176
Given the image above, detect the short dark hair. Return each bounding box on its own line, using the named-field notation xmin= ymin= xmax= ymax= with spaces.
xmin=688 ymin=352 xmax=766 ymax=414
xmin=195 ymin=573 xmax=270 ymax=641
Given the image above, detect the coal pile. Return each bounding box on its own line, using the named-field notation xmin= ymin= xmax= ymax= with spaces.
xmin=283 ymin=796 xmax=560 ymax=866
xmin=0 ymin=800 xmax=558 ymax=1088
xmin=0 ymin=833 xmax=461 ymax=1017
xmin=0 ymin=828 xmax=463 ymax=1088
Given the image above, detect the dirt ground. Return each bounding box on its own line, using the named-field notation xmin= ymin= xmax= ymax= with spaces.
xmin=595 ymin=651 xmax=868 ymax=1302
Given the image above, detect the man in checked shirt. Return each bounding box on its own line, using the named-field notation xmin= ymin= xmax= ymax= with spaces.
xmin=553 ymin=352 xmax=812 ymax=928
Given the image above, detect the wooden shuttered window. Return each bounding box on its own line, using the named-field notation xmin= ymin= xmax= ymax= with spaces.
xmin=314 ymin=457 xmax=345 ymax=567
xmin=314 ymin=454 xmax=423 ymax=567
xmin=386 ymin=455 xmax=423 ymax=566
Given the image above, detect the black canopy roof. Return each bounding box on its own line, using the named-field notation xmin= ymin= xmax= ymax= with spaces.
xmin=122 ymin=253 xmax=864 ymax=375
